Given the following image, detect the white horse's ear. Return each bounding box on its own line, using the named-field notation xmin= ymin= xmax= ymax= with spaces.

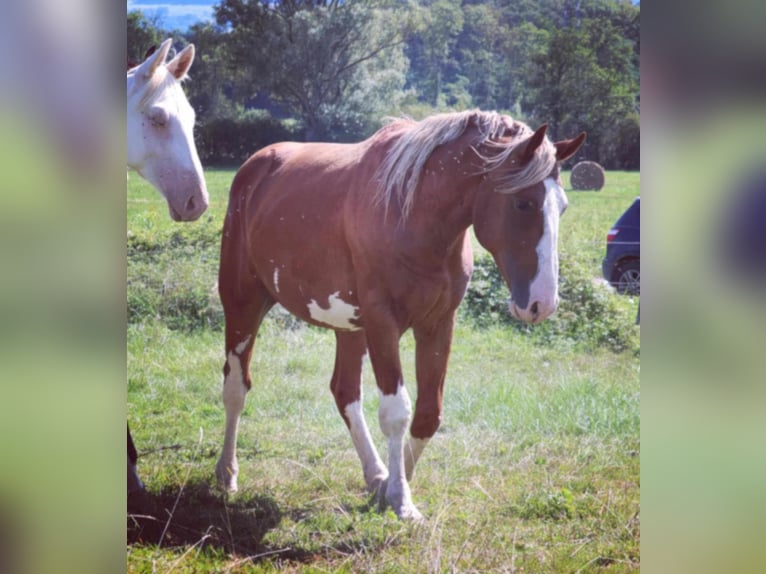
xmin=137 ymin=38 xmax=173 ymax=81
xmin=167 ymin=44 xmax=195 ymax=81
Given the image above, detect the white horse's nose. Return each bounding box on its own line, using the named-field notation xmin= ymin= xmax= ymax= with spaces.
xmin=182 ymin=193 xmax=209 ymax=221
xmin=170 ymin=178 xmax=209 ymax=221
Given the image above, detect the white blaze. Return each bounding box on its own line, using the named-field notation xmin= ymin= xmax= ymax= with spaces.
xmin=529 ymin=178 xmax=566 ymax=314
xmin=273 ymin=268 xmax=280 ymax=293
xmin=307 ymin=291 xmax=361 ymax=330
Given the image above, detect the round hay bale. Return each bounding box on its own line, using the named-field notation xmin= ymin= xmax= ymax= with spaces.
xmin=570 ymin=161 xmax=605 ymax=191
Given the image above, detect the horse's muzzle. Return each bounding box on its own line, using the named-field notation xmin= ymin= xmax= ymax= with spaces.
xmin=509 ymin=297 xmax=558 ymax=324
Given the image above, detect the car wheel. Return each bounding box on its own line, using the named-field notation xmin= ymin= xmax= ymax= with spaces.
xmin=612 ymin=260 xmax=640 ymax=295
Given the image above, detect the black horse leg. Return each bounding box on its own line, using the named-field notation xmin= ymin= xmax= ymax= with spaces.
xmin=127 ymin=423 xmax=144 ymax=495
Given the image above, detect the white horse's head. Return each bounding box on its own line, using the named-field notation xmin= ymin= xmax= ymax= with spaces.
xmin=127 ymin=39 xmax=208 ymax=221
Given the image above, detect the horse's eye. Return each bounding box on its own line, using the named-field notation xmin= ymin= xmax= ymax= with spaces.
xmin=514 ymin=199 xmax=535 ymax=212
xmin=148 ymin=108 xmax=169 ymax=128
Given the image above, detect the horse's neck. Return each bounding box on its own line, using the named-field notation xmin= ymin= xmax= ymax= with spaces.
xmin=404 ymin=143 xmax=483 ymax=253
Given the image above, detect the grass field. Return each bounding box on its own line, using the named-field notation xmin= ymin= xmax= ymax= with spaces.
xmin=127 ymin=168 xmax=640 ymax=572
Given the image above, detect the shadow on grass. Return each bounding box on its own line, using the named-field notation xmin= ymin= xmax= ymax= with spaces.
xmin=127 ymin=480 xmax=400 ymax=565
xmin=128 ymin=480 xmax=287 ymax=559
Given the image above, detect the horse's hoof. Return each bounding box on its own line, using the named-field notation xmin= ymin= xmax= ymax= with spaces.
xmin=215 ymin=463 xmax=239 ymax=493
xmin=397 ymin=504 xmax=424 ymax=521
xmin=367 ymin=474 xmax=388 ymax=497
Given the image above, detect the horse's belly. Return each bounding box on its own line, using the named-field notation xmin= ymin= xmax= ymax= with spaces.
xmin=256 ymin=248 xmax=363 ymax=332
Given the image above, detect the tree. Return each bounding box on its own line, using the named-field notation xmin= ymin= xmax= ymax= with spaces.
xmin=523 ymin=15 xmax=638 ymax=167
xmin=127 ymin=11 xmax=164 ymax=65
xmin=182 ymin=23 xmax=238 ymax=121
xmin=405 ymin=0 xmax=465 ymax=107
xmin=215 ymin=0 xmax=411 ymax=141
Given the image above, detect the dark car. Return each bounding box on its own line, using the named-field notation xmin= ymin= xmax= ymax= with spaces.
xmin=602 ymin=197 xmax=640 ymax=295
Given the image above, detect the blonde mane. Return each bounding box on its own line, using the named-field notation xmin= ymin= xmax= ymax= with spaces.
xmin=374 ymin=110 xmax=557 ymax=219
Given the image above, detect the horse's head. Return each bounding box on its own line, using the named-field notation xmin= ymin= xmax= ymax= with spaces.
xmin=472 ymin=124 xmax=586 ymax=324
xmin=127 ymin=39 xmax=208 ymax=222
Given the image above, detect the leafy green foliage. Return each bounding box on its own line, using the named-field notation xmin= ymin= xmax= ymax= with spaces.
xmin=215 ymin=0 xmax=410 ymax=141
xmin=461 ymin=254 xmax=639 ymax=353
xmin=196 ymin=111 xmax=304 ymax=166
xmin=127 ymin=0 xmax=639 ymax=168
xmin=523 ymin=15 xmax=639 ymax=168
xmin=127 ymin=11 xmax=163 ymax=65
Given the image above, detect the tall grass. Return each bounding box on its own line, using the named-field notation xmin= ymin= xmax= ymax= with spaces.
xmin=127 ymin=169 xmax=640 ymax=572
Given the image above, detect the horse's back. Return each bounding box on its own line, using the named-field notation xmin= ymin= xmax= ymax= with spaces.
xmin=230 ymin=140 xmax=368 ymax=206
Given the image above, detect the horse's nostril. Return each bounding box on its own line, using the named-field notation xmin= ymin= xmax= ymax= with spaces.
xmin=530 ymin=301 xmax=539 ymax=316
xmin=186 ymin=197 xmax=196 ymax=213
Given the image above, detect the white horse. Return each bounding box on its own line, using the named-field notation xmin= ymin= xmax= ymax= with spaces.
xmin=127 ymin=39 xmax=208 ymax=499
xmin=127 ymin=39 xmax=208 ymax=221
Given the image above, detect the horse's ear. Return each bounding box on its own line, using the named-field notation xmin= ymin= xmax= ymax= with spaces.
xmin=521 ymin=124 xmax=548 ymax=163
xmin=137 ymin=38 xmax=173 ymax=81
xmin=555 ymin=132 xmax=587 ymax=162
xmin=167 ymin=44 xmax=195 ymax=81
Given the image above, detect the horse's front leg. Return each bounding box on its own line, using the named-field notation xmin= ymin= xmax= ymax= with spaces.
xmin=215 ymin=280 xmax=274 ymax=493
xmin=364 ymin=309 xmax=422 ymax=520
xmin=406 ymin=312 xmax=456 ymax=481
xmin=330 ymin=331 xmax=388 ymax=494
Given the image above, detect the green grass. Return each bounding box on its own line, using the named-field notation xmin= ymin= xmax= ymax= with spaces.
xmin=127 ymin=169 xmax=640 ymax=572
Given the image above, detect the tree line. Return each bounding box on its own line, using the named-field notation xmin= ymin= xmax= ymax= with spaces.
xmin=128 ymin=0 xmax=639 ymax=169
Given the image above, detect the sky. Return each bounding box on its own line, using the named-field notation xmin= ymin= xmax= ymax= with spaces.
xmin=127 ymin=0 xmax=216 ymax=31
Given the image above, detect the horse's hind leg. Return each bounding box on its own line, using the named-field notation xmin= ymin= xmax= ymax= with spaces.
xmin=215 ymin=281 xmax=274 ymax=492
xmin=331 ymin=331 xmax=388 ymax=494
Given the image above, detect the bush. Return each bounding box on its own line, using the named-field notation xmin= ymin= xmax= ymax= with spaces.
xmin=599 ymin=113 xmax=640 ymax=171
xmin=196 ymin=112 xmax=304 ymax=166
xmin=461 ymin=253 xmax=638 ymax=353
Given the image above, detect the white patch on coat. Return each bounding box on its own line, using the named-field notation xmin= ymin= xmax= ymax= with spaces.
xmin=307 ymin=291 xmax=361 ymax=330
xmin=234 ymin=335 xmax=252 ymax=355
xmin=273 ymin=268 xmax=280 ymax=293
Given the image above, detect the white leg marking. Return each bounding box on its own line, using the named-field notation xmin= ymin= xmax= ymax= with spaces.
xmin=235 ymin=335 xmax=251 ymax=355
xmin=379 ymin=386 xmax=422 ymax=520
xmin=216 ymin=351 xmax=248 ymax=492
xmin=344 ymin=400 xmax=388 ymax=491
xmin=307 ymin=291 xmax=362 ymax=330
xmin=273 ymin=268 xmax=280 ymax=293
xmin=404 ymin=436 xmax=430 ymax=481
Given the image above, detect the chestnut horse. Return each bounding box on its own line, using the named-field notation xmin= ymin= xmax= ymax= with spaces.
xmin=216 ymin=110 xmax=585 ymax=519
